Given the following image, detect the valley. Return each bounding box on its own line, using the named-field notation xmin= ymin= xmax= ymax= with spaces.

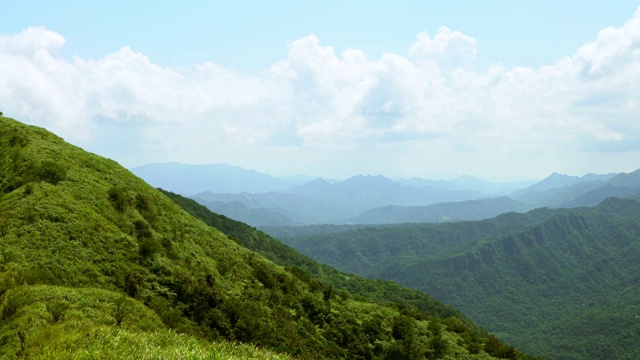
xmin=0 ymin=115 xmax=529 ymax=359
xmin=133 ymin=161 xmax=640 ymax=359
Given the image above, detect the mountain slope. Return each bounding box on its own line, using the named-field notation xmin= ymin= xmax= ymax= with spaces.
xmin=273 ymin=208 xmax=566 ymax=276
xmin=0 ymin=115 xmax=525 ymax=359
xmin=161 ymin=189 xmax=482 ymax=326
xmin=277 ymin=199 xmax=640 ymax=359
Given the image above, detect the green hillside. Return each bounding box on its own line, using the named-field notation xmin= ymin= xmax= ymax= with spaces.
xmin=278 ymin=200 xmax=640 ymax=359
xmin=160 ymin=189 xmax=481 ymax=329
xmin=0 ymin=115 xmax=526 ymax=359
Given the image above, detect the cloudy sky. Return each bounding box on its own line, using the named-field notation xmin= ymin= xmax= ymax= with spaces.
xmin=2 ymin=1 xmax=640 ymax=180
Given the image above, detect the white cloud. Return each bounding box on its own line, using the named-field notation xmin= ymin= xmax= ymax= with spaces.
xmin=1 ymin=9 xmax=640 ymax=179
xmin=409 ymin=27 xmax=478 ymax=69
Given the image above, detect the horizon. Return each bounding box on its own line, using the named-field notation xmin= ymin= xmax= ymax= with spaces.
xmin=2 ymin=1 xmax=640 ymax=180
xmin=130 ymin=161 xmax=630 ymax=184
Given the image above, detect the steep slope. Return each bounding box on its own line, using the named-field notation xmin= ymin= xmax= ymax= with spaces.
xmin=278 ymin=199 xmax=640 ymax=359
xmin=0 ymin=116 xmax=525 ymax=359
xmin=349 ymin=197 xmax=531 ymax=224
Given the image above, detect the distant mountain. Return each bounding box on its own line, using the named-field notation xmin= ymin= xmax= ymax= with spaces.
xmin=349 ymin=196 xmax=532 ymax=224
xmin=289 ymin=174 xmax=483 ymax=210
xmin=130 ymin=162 xmax=307 ymax=195
xmin=276 ymin=198 xmax=640 ymax=359
xmin=191 ymin=175 xmax=486 ymax=226
xmin=512 ymin=171 xmax=640 ymax=209
xmin=511 ymin=172 xmax=616 ymax=197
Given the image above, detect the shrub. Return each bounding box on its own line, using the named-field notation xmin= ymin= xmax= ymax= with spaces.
xmin=108 ymin=186 xmax=132 ymax=212
xmin=36 ymin=160 xmax=67 ymax=185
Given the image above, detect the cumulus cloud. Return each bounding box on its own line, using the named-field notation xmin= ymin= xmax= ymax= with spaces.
xmin=409 ymin=27 xmax=478 ymax=69
xmin=1 ymin=9 xmax=640 ymax=178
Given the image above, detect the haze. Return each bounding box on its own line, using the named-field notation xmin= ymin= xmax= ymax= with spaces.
xmin=1 ymin=0 xmax=639 ymax=180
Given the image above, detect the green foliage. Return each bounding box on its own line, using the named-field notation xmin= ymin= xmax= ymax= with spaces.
xmin=278 ymin=197 xmax=640 ymax=359
xmin=0 ymin=285 xmax=290 ymax=360
xmin=161 ymin=189 xmax=485 ymax=330
xmin=0 ymin=116 xmax=527 ymax=359
xmin=35 ymin=160 xmax=67 ymax=185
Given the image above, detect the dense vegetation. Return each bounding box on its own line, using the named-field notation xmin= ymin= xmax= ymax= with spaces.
xmin=0 ymin=115 xmax=527 ymax=359
xmin=161 ymin=190 xmax=480 ymax=328
xmin=276 ymin=200 xmax=640 ymax=359
xmin=266 ymin=208 xmax=567 ymax=276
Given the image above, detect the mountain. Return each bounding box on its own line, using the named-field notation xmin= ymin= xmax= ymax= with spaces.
xmin=512 ymin=171 xmax=639 ymax=209
xmin=189 ymin=175 xmax=486 ymax=227
xmin=511 ymin=172 xmax=616 ymax=196
xmin=289 ymin=175 xmax=482 ymax=210
xmin=349 ymin=197 xmax=532 ymax=224
xmin=0 ymin=115 xmax=525 ymax=359
xmin=274 ymin=199 xmax=640 ymax=359
xmin=130 ymin=162 xmax=306 ymax=195
xmin=190 ymin=175 xmax=485 ymax=226
xmin=447 ymin=176 xmax=538 ymax=196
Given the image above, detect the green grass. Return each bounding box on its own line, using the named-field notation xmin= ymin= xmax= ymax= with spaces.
xmin=0 ymin=285 xmax=289 ymax=360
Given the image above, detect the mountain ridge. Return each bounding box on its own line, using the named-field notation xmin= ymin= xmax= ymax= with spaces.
xmin=275 ymin=197 xmax=640 ymax=359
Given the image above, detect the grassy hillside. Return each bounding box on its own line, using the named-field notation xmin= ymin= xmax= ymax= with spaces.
xmin=0 ymin=285 xmax=288 ymax=359
xmin=278 ymin=200 xmax=640 ymax=359
xmin=0 ymin=115 xmax=527 ymax=359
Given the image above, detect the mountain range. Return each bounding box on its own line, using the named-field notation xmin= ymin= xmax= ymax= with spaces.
xmin=271 ymin=199 xmax=640 ymax=359
xmin=0 ymin=116 xmax=527 ymax=359
xmin=133 ymin=162 xmax=640 ymax=228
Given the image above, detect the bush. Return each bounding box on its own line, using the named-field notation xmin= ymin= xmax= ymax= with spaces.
xmin=36 ymin=160 xmax=67 ymax=185
xmin=108 ymin=186 xmax=132 ymax=212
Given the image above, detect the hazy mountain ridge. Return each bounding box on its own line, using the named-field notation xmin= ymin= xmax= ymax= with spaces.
xmin=0 ymin=115 xmax=525 ymax=359
xmin=190 ymin=175 xmax=497 ymax=226
xmin=349 ymin=197 xmax=532 ymax=224
xmin=132 ymin=162 xmax=548 ymax=226
xmin=513 ymin=171 xmax=640 ymax=208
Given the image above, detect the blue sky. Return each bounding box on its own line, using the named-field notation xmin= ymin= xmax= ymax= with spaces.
xmin=1 ymin=1 xmax=640 ymax=180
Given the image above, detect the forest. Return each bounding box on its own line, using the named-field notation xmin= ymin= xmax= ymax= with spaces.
xmin=270 ymin=200 xmax=640 ymax=359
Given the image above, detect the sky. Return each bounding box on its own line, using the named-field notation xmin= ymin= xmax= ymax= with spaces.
xmin=1 ymin=1 xmax=640 ymax=181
